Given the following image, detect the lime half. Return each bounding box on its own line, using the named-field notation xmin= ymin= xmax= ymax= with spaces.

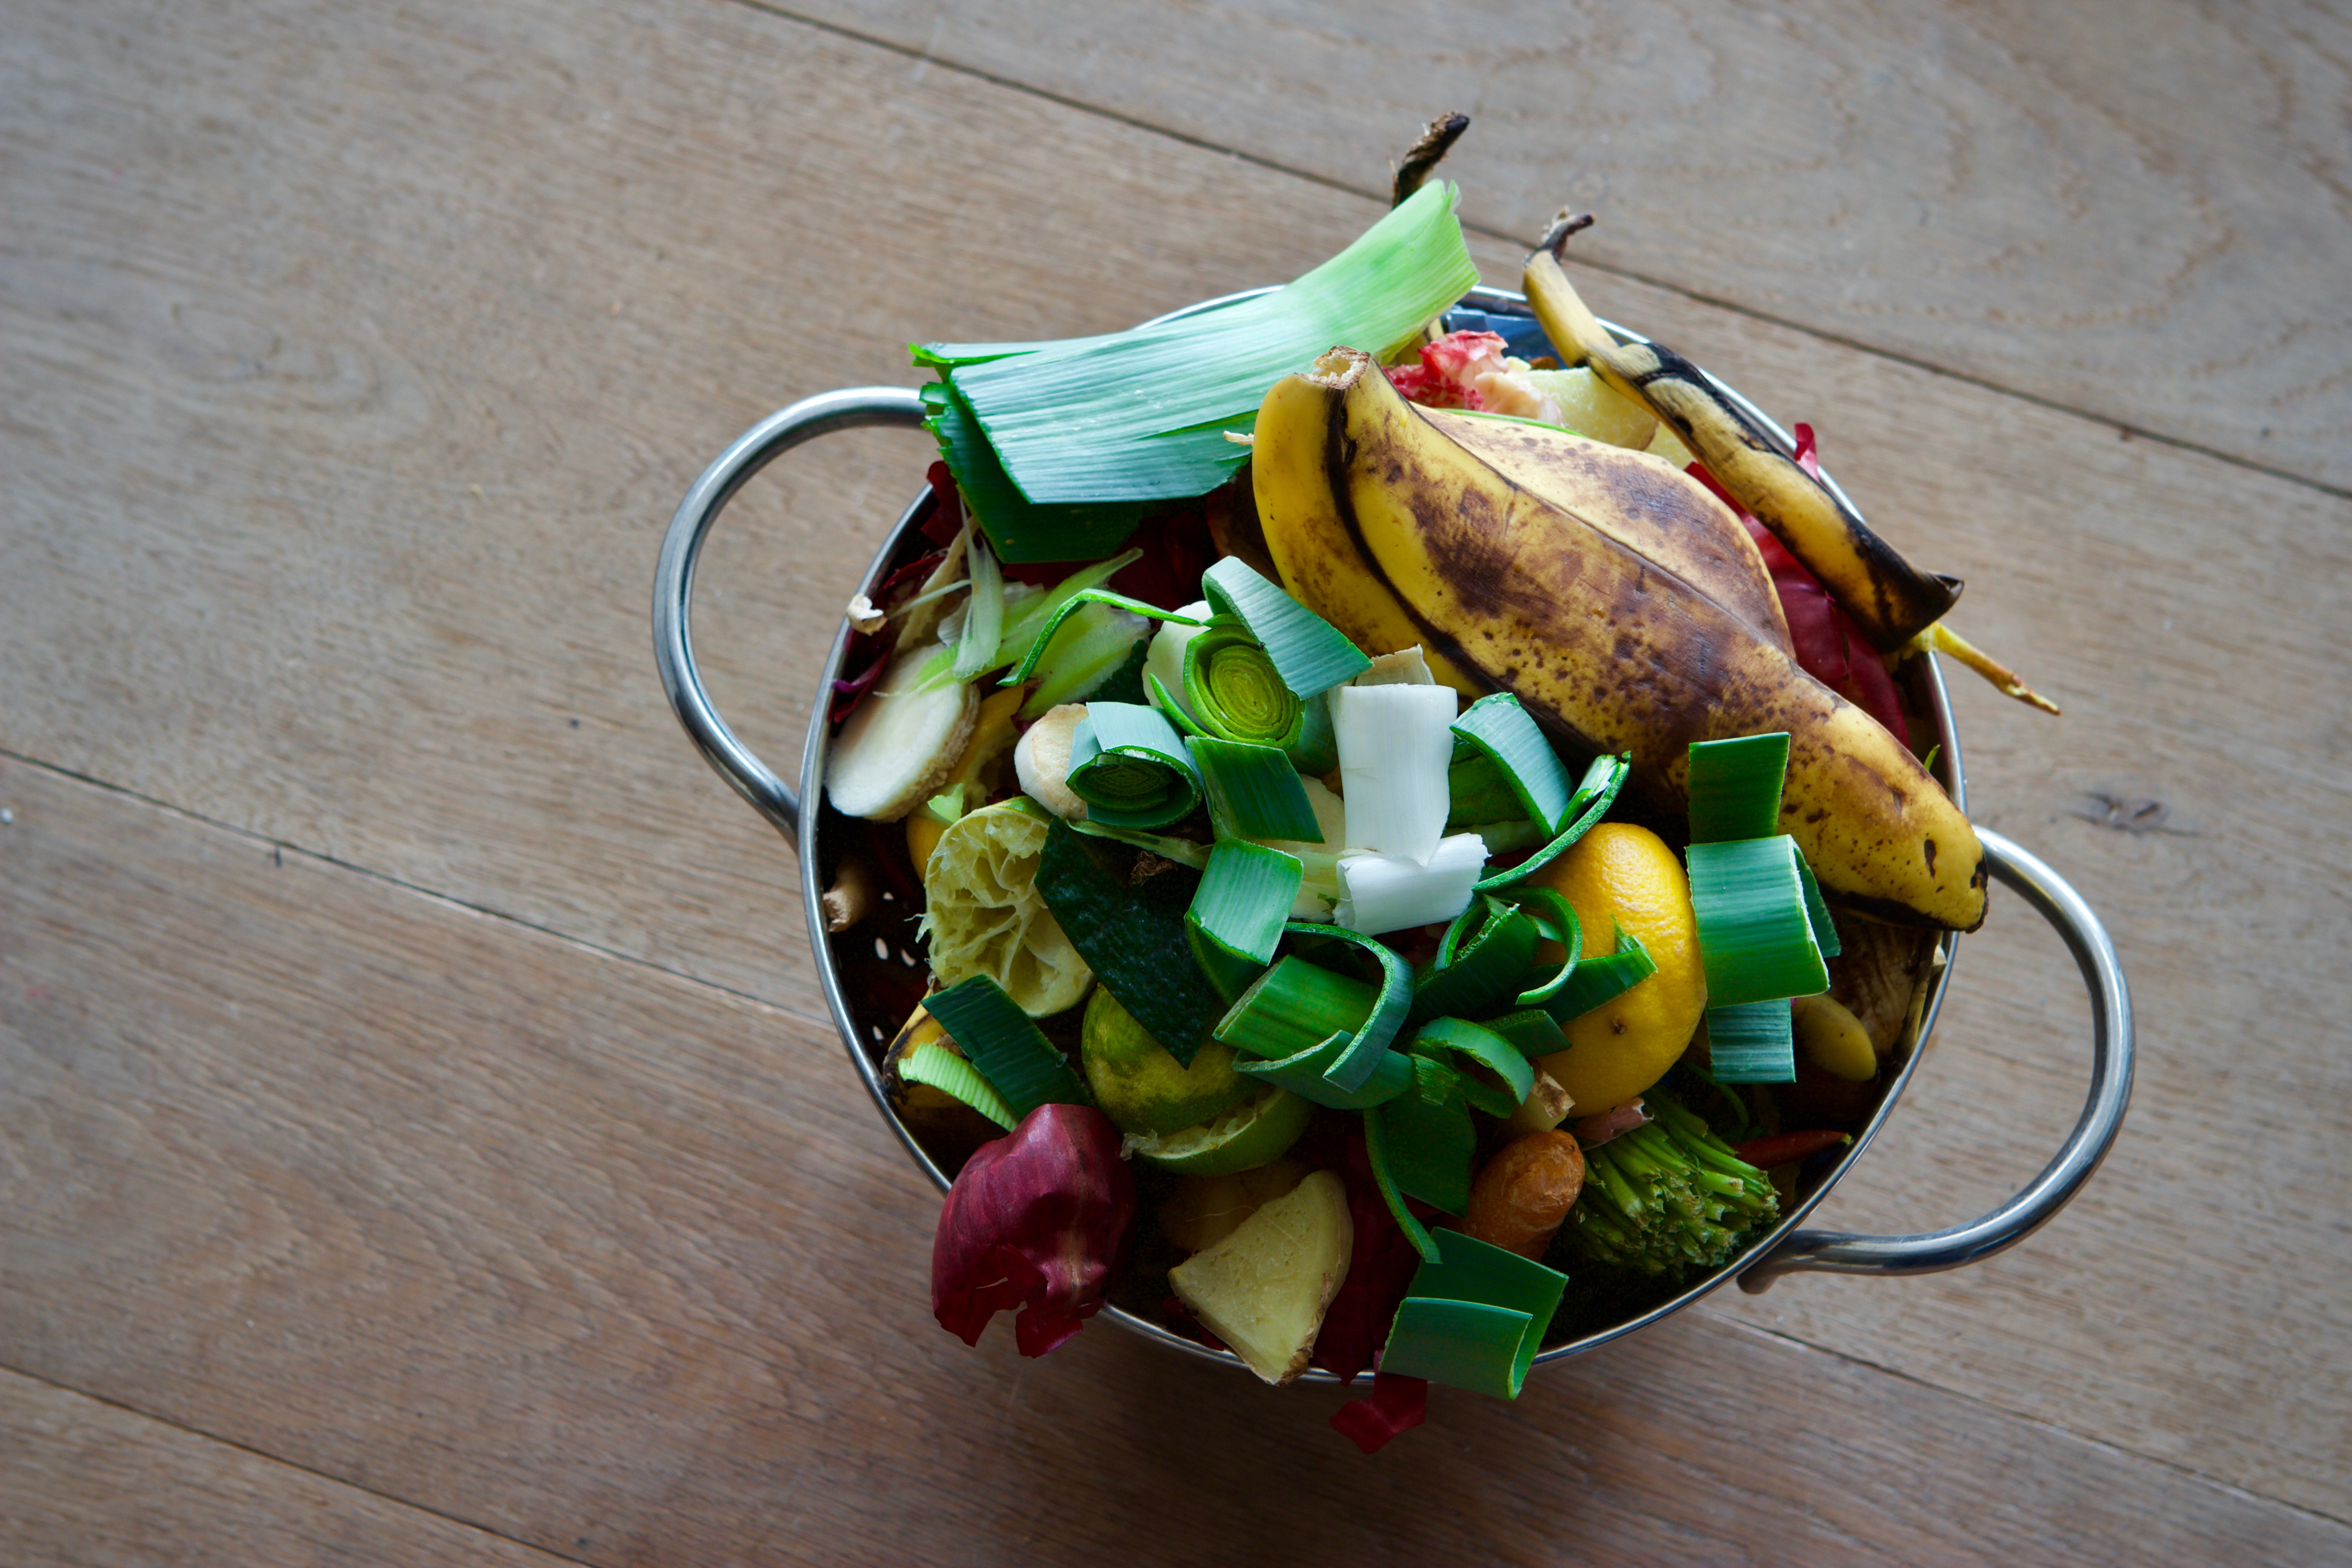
xmin=1124 ymin=1084 xmax=1314 ymax=1177
xmin=919 ymin=802 xmax=1092 ymax=1017
xmin=1081 ymin=988 xmax=1253 ymax=1137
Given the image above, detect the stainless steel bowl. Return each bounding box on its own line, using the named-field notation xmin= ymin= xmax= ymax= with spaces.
xmin=655 ymin=286 xmax=2133 ymax=1378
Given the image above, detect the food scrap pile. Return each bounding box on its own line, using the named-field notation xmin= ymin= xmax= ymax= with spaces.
xmin=817 ymin=153 xmax=2047 ymax=1451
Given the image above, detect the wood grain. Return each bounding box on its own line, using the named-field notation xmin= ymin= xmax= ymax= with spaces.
xmin=3 ymin=0 xmax=2349 ymax=1541
xmin=777 ymin=0 xmax=2352 ymax=492
xmin=6 ymin=760 xmax=2348 ymax=1567
xmin=0 ymin=1368 xmax=576 ymax=1568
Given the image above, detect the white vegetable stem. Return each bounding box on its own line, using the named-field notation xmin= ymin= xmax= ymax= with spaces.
xmin=1334 ymin=834 xmax=1487 ymax=935
xmin=1333 ymin=683 xmax=1456 ymax=864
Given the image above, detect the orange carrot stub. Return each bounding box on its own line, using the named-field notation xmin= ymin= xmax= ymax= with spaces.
xmin=1458 ymin=1131 xmax=1588 ymax=1260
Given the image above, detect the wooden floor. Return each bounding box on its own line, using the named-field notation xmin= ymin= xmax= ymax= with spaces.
xmin=5 ymin=1 xmax=2347 ymax=1562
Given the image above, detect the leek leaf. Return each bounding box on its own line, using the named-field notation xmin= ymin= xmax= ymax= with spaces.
xmin=898 ymin=1039 xmax=1019 ymax=1132
xmin=1686 ymin=732 xmax=1790 ymax=845
xmin=1187 ymin=841 xmax=1303 ymax=968
xmin=918 ymin=382 xmax=1142 ymax=563
xmin=1187 ymin=736 xmax=1323 ymax=843
xmin=1200 ymin=557 xmax=1371 ymax=698
xmin=1409 ymin=1016 xmax=1535 ymax=1117
xmin=921 ymin=975 xmax=1092 ymax=1120
xmin=1706 ymin=1000 xmax=1796 ymax=1084
xmin=1451 ymin=694 xmax=1576 ymax=835
xmin=1000 ymin=589 xmax=1205 ymax=688
xmin=1686 ymin=835 xmax=1830 ymax=1006
xmin=1362 ymin=1107 xmax=1441 ymax=1264
xmin=1066 ymin=703 xmax=1200 ymax=829
xmin=1474 ymin=752 xmax=1632 ymax=891
xmin=1379 ymin=1231 xmax=1568 ymax=1400
xmin=1543 ymin=924 xmax=1658 ymax=1024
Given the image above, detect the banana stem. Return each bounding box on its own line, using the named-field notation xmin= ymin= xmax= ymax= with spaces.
xmin=1392 ymin=113 xmax=1471 ymax=208
xmin=1911 ymin=623 xmax=2063 ymax=716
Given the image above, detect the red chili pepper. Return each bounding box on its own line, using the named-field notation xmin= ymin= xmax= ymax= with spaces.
xmin=931 ymin=1103 xmax=1135 ymax=1357
xmin=1329 ymin=1370 xmax=1430 ymax=1455
xmin=1731 ymin=1129 xmax=1852 ymax=1168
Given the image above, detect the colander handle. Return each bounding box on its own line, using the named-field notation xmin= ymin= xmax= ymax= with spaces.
xmin=653 ymin=387 xmax=928 ymax=842
xmin=1737 ymin=828 xmax=2133 ymax=1291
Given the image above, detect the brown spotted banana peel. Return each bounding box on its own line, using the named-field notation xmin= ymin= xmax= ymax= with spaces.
xmin=1521 ymin=227 xmax=2058 ymax=715
xmin=1250 ymin=347 xmax=1988 ymax=932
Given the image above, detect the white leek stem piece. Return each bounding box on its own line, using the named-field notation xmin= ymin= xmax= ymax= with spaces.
xmin=1333 ymin=683 xmax=1457 ymax=863
xmin=1333 ymin=834 xmax=1488 ymax=935
xmin=1142 ymin=600 xmax=1212 ymax=722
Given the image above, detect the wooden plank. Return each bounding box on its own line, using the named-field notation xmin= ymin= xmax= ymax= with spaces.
xmin=779 ymin=0 xmax=2352 ymax=492
xmin=4 ymin=0 xmax=2350 ymax=1525
xmin=0 ymin=1367 xmax=576 ymax=1568
xmin=5 ymin=760 xmax=2348 ymax=1565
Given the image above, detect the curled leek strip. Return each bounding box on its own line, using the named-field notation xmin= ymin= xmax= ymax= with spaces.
xmin=1064 ymin=702 xmax=1200 ymax=829
xmin=1181 ymin=618 xmax=1304 ymax=750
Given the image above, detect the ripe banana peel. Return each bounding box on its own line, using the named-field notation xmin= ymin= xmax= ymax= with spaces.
xmin=1252 ymin=347 xmax=1988 ymax=932
xmin=1520 ymin=238 xmax=1960 ymax=655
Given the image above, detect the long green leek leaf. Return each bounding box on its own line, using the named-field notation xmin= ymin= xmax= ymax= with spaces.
xmin=1200 ymin=557 xmax=1371 ymax=698
xmin=1796 ymin=853 xmax=1842 ymax=958
xmin=1686 ymin=732 xmax=1790 ymax=845
xmin=1504 ymin=887 xmax=1584 ymax=1008
xmin=1451 ymin=694 xmax=1576 ymax=834
xmin=922 ymin=975 xmax=1092 ymax=1119
xmin=1485 ymin=1007 xmax=1568 ymax=1059
xmin=1187 ymin=736 xmax=1323 ymax=843
xmin=1066 ymin=702 xmax=1200 ymax=829
xmin=924 ymin=182 xmax=1478 ymax=505
xmin=898 ymin=1039 xmax=1018 ymax=1131
xmin=918 ymin=382 xmax=1143 ymax=562
xmin=1474 ymin=752 xmax=1632 ymax=891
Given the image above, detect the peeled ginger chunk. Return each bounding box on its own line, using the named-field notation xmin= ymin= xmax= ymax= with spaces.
xmin=1168 ymin=1168 xmax=1352 ymax=1385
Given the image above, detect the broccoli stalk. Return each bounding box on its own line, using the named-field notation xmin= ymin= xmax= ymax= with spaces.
xmin=1563 ymin=1096 xmax=1779 ymax=1276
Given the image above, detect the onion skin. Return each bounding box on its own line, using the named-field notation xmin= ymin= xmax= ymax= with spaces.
xmin=931 ymin=1103 xmax=1135 ymax=1357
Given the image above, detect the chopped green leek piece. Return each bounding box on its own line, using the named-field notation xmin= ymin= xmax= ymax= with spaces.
xmin=1200 ymin=557 xmax=1372 ymax=698
xmin=1371 ymin=1063 xmax=1474 ymax=1215
xmin=1215 ymin=954 xmax=1376 ymax=1060
xmin=924 ymin=182 xmax=1478 ymax=506
xmin=1034 ymin=821 xmax=1228 ymax=1065
xmin=1408 ymin=1016 xmax=1534 ymax=1117
xmin=907 ymin=547 xmax=1145 ymax=694
xmin=1362 ymin=1107 xmax=1441 ymax=1264
xmin=1231 ymin=1027 xmax=1414 ymax=1111
xmin=1445 ymin=753 xmax=1524 ymax=831
xmin=1473 ymin=752 xmax=1632 ymax=891
xmin=1686 ymin=835 xmax=1831 ymax=1006
xmin=1411 ymin=897 xmax=1540 ymax=1026
xmin=1067 ymin=818 xmax=1209 ymax=869
xmin=1484 ymin=1008 xmax=1568 ymax=1059
xmin=1686 ymin=732 xmax=1791 ymax=845
xmin=1186 ymin=841 xmax=1303 ymax=987
xmin=1285 ymin=689 xmax=1338 ymax=776
xmin=1182 ymin=618 xmax=1305 ymax=749
xmin=1379 ymin=1230 xmax=1568 ymax=1400
xmin=898 ymin=1039 xmax=1018 ymax=1131
xmin=918 ymin=382 xmax=1143 ymax=563
xmin=1707 ymin=1000 xmax=1796 ymax=1084
xmin=1451 ymin=694 xmax=1576 ymax=834
xmin=1186 ymin=736 xmax=1323 ymax=843
xmin=1000 ymin=589 xmax=1205 ymax=687
xmin=1543 ymin=924 xmax=1658 ymax=1024
xmin=1066 ymin=702 xmax=1201 ymax=829
xmin=1796 ymin=853 xmax=1842 ymax=958
xmin=1281 ymin=921 xmax=1413 ymax=1095
xmin=921 ymin=975 xmax=1093 ymax=1120
xmin=950 ymin=537 xmax=1004 ymax=681
xmin=1504 ymin=887 xmax=1584 ymax=1008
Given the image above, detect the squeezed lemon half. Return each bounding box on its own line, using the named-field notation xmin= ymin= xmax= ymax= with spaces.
xmin=918 ymin=801 xmax=1092 ymax=1016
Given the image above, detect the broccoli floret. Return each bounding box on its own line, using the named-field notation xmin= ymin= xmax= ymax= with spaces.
xmin=1563 ymin=1095 xmax=1779 ymax=1277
